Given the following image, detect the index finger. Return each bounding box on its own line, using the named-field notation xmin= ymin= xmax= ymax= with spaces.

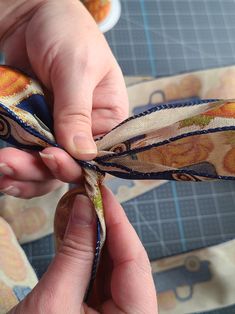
xmin=101 ymin=185 xmax=158 ymax=313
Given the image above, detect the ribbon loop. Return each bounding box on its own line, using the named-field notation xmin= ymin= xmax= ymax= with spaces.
xmin=2 ymin=65 xmax=235 ymax=295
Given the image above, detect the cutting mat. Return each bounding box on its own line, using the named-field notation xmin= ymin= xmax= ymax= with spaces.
xmin=106 ymin=0 xmax=235 ymax=77
xmin=21 ymin=0 xmax=235 ymax=292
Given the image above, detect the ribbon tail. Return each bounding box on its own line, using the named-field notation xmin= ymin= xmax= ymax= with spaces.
xmin=83 ymin=168 xmax=106 ymax=299
xmin=54 ymin=168 xmax=106 ymax=299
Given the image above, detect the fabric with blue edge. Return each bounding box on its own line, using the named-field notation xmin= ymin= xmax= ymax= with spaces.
xmin=2 ymin=65 xmax=235 ymax=299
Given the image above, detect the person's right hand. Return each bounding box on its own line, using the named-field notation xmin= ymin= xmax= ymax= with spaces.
xmin=0 ymin=0 xmax=129 ymax=199
xmin=9 ymin=186 xmax=158 ymax=314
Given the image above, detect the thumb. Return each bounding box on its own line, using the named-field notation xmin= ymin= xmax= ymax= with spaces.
xmin=40 ymin=195 xmax=97 ymax=304
xmin=52 ymin=61 xmax=97 ymax=160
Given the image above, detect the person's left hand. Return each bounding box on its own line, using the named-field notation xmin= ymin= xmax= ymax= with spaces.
xmin=8 ymin=186 xmax=157 ymax=314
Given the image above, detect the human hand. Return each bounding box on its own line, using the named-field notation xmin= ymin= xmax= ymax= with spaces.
xmin=0 ymin=0 xmax=128 ymax=198
xmin=8 ymin=186 xmax=157 ymax=314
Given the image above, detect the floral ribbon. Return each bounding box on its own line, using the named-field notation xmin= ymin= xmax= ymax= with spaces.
xmin=1 ymin=65 xmax=235 ymax=293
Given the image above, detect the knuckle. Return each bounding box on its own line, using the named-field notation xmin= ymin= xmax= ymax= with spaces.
xmin=61 ymin=236 xmax=94 ymax=263
xmin=113 ymin=105 xmax=128 ymax=123
xmin=78 ymin=54 xmax=93 ymax=76
xmin=57 ymin=109 xmax=92 ymax=131
xmin=59 ymin=106 xmax=91 ymax=120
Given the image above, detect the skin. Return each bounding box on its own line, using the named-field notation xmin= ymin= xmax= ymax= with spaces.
xmin=0 ymin=2 xmax=157 ymax=312
xmin=8 ymin=187 xmax=158 ymax=314
xmin=0 ymin=0 xmax=129 ymax=198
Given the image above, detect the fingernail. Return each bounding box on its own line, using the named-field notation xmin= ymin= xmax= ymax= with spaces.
xmin=71 ymin=195 xmax=94 ymax=226
xmin=39 ymin=152 xmax=58 ymax=172
xmin=73 ymin=134 xmax=97 ymax=156
xmin=0 ymin=186 xmax=20 ymax=197
xmin=0 ymin=163 xmax=14 ymax=176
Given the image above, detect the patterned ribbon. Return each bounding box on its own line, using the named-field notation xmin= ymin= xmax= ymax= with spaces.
xmin=1 ymin=65 xmax=235 ymax=294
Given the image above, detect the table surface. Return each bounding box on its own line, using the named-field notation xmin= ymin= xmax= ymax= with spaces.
xmin=21 ymin=0 xmax=235 ymax=303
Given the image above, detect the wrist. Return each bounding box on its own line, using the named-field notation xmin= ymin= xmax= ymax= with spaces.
xmin=0 ymin=0 xmax=45 ymax=44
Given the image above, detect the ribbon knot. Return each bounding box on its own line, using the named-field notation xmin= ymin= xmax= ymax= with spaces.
xmin=1 ymin=65 xmax=235 ymax=294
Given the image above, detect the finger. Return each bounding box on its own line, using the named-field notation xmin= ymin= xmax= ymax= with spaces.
xmin=102 ymin=185 xmax=150 ymax=267
xmin=36 ymin=195 xmax=96 ymax=307
xmin=0 ymin=176 xmax=62 ymax=198
xmin=26 ymin=0 xmax=101 ymax=160
xmin=101 ymin=186 xmax=157 ymax=313
xmin=91 ymin=108 xmax=127 ymax=136
xmin=0 ymin=147 xmax=53 ymax=181
xmin=91 ymin=184 xmax=151 ymax=307
xmin=52 ymin=51 xmax=98 ymax=161
xmin=40 ymin=147 xmax=83 ymax=183
xmin=92 ymin=65 xmax=129 ymax=134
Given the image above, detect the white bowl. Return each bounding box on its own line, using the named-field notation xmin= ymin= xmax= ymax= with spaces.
xmin=99 ymin=0 xmax=121 ymax=33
